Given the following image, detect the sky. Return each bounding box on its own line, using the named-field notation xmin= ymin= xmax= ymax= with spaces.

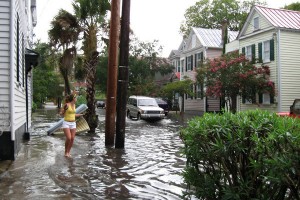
xmin=34 ymin=0 xmax=300 ymax=57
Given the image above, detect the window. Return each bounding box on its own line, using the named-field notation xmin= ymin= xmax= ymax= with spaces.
xmin=180 ymin=60 xmax=184 ymax=73
xmin=195 ymin=52 xmax=203 ymax=68
xmin=258 ymin=39 xmax=274 ymax=63
xmin=245 ymin=99 xmax=252 ymax=104
xmin=263 ymin=41 xmax=270 ymax=63
xmin=177 ymin=60 xmax=180 ymax=72
xmin=196 ymin=83 xmax=203 ymax=99
xmin=254 ymin=17 xmax=259 ymax=30
xmin=246 ymin=45 xmax=252 ymax=61
xmin=187 ymin=56 xmax=192 ymax=71
xmin=262 ymin=93 xmax=270 ymax=104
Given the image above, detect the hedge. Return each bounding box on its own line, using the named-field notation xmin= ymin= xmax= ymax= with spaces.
xmin=180 ymin=110 xmax=300 ymax=199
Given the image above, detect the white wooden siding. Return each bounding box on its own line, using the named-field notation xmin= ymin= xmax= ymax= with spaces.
xmin=0 ymin=0 xmax=10 ymax=132
xmin=206 ymin=97 xmax=220 ymax=112
xmin=206 ymin=48 xmax=222 ymax=59
xmin=185 ymin=99 xmax=205 ymax=111
xmin=0 ymin=0 xmax=10 ymax=116
xmin=278 ymin=30 xmax=300 ymax=112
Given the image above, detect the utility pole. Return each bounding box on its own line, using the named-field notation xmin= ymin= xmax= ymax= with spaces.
xmin=105 ymin=0 xmax=120 ymax=146
xmin=115 ymin=0 xmax=131 ymax=148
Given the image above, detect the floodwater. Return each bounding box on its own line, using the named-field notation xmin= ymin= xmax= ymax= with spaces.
xmin=0 ymin=104 xmax=195 ymax=200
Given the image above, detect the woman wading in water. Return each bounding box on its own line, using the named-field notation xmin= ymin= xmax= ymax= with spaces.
xmin=60 ymin=93 xmax=83 ymax=157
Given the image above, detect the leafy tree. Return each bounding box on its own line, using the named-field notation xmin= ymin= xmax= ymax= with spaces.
xmin=180 ymin=0 xmax=266 ymax=37
xmin=96 ymin=55 xmax=108 ymax=94
xmin=283 ymin=2 xmax=300 ymax=11
xmin=128 ymin=37 xmax=173 ymax=96
xmin=162 ymin=79 xmax=194 ymax=114
xmin=33 ymin=42 xmax=63 ymax=108
xmin=196 ymin=51 xmax=274 ymax=113
xmin=72 ymin=0 xmax=110 ymax=132
xmin=48 ymin=9 xmax=81 ymax=95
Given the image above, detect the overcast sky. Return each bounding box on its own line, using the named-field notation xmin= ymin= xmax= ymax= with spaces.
xmin=34 ymin=0 xmax=300 ymax=57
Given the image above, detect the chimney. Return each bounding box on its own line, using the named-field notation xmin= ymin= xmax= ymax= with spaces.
xmin=221 ymin=20 xmax=228 ymax=45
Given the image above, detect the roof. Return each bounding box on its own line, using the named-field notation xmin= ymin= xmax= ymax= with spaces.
xmin=192 ymin=27 xmax=239 ymax=48
xmin=255 ymin=5 xmax=300 ymax=30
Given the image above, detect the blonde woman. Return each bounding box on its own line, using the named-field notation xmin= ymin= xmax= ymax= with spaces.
xmin=60 ymin=93 xmax=83 ymax=157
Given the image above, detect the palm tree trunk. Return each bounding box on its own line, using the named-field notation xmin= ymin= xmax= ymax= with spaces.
xmin=84 ymin=51 xmax=99 ymax=132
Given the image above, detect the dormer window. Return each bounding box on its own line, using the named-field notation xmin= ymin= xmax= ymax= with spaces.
xmin=254 ymin=17 xmax=259 ymax=31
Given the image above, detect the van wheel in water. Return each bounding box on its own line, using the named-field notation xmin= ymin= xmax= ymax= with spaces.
xmin=127 ymin=111 xmax=132 ymax=119
xmin=137 ymin=113 xmax=141 ymax=120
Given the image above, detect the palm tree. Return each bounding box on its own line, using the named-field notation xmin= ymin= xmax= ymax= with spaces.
xmin=72 ymin=0 xmax=110 ymax=132
xmin=48 ymin=9 xmax=81 ymax=95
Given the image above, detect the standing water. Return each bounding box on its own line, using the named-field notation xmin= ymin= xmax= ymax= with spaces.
xmin=0 ymin=103 xmax=194 ymax=199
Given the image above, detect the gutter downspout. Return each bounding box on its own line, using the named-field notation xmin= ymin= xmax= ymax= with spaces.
xmin=277 ymin=29 xmax=281 ymax=112
xmin=10 ymin=0 xmax=15 ymax=141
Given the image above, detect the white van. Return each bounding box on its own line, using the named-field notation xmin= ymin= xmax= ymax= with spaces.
xmin=126 ymin=96 xmax=165 ymax=121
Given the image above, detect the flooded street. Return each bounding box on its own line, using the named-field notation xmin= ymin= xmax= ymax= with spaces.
xmin=0 ymin=105 xmax=193 ymax=199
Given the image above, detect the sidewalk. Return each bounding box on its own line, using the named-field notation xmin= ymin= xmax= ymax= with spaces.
xmin=0 ymin=160 xmax=12 ymax=178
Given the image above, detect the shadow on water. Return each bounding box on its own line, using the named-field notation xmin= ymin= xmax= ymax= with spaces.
xmin=0 ymin=103 xmax=196 ymax=199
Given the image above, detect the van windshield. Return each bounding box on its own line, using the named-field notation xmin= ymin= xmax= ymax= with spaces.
xmin=138 ymin=99 xmax=158 ymax=106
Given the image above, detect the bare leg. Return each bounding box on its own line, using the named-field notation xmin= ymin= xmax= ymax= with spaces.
xmin=67 ymin=128 xmax=76 ymax=157
xmin=63 ymin=128 xmax=72 ymax=157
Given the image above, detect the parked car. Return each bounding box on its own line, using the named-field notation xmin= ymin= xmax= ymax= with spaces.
xmin=277 ymin=99 xmax=300 ymax=118
xmin=155 ymin=98 xmax=169 ymax=115
xmin=127 ymin=96 xmax=165 ymax=121
xmin=96 ymin=100 xmax=105 ymax=108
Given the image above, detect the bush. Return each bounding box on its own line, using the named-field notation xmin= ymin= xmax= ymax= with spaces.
xmin=32 ymin=101 xmax=37 ymax=112
xmin=180 ymin=110 xmax=300 ymax=199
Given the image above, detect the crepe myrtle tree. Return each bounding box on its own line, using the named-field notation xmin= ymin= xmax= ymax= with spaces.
xmin=196 ymin=50 xmax=274 ymax=113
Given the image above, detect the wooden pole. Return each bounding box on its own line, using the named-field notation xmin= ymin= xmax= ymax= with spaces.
xmin=105 ymin=0 xmax=120 ymax=146
xmin=115 ymin=0 xmax=131 ymax=148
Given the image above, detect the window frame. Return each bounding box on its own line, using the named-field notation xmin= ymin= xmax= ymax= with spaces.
xmin=245 ymin=45 xmax=252 ymax=61
xmin=262 ymin=93 xmax=271 ymax=104
xmin=263 ymin=40 xmax=270 ymax=63
xmin=254 ymin=17 xmax=259 ymax=31
xmin=187 ymin=56 xmax=192 ymax=71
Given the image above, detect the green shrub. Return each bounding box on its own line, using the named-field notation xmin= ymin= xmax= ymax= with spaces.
xmin=32 ymin=101 xmax=37 ymax=112
xmin=180 ymin=110 xmax=300 ymax=199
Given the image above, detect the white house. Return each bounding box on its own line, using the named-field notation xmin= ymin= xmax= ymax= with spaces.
xmin=169 ymin=27 xmax=238 ymax=115
xmin=236 ymin=5 xmax=300 ymax=112
xmin=0 ymin=0 xmax=38 ymax=160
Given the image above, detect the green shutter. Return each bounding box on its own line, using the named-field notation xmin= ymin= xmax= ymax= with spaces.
xmin=185 ymin=57 xmax=187 ymax=71
xmin=251 ymin=44 xmax=256 ymax=64
xmin=270 ymin=94 xmax=274 ymax=104
xmin=242 ymin=47 xmax=245 ymax=55
xmin=270 ymin=39 xmax=275 ymax=61
xmin=258 ymin=42 xmax=262 ymax=63
xmin=191 ymin=55 xmax=193 ymax=71
xmin=259 ymin=93 xmax=263 ymax=103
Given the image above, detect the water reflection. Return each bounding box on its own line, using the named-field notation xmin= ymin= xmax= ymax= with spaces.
xmin=0 ymin=105 xmax=192 ymax=199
